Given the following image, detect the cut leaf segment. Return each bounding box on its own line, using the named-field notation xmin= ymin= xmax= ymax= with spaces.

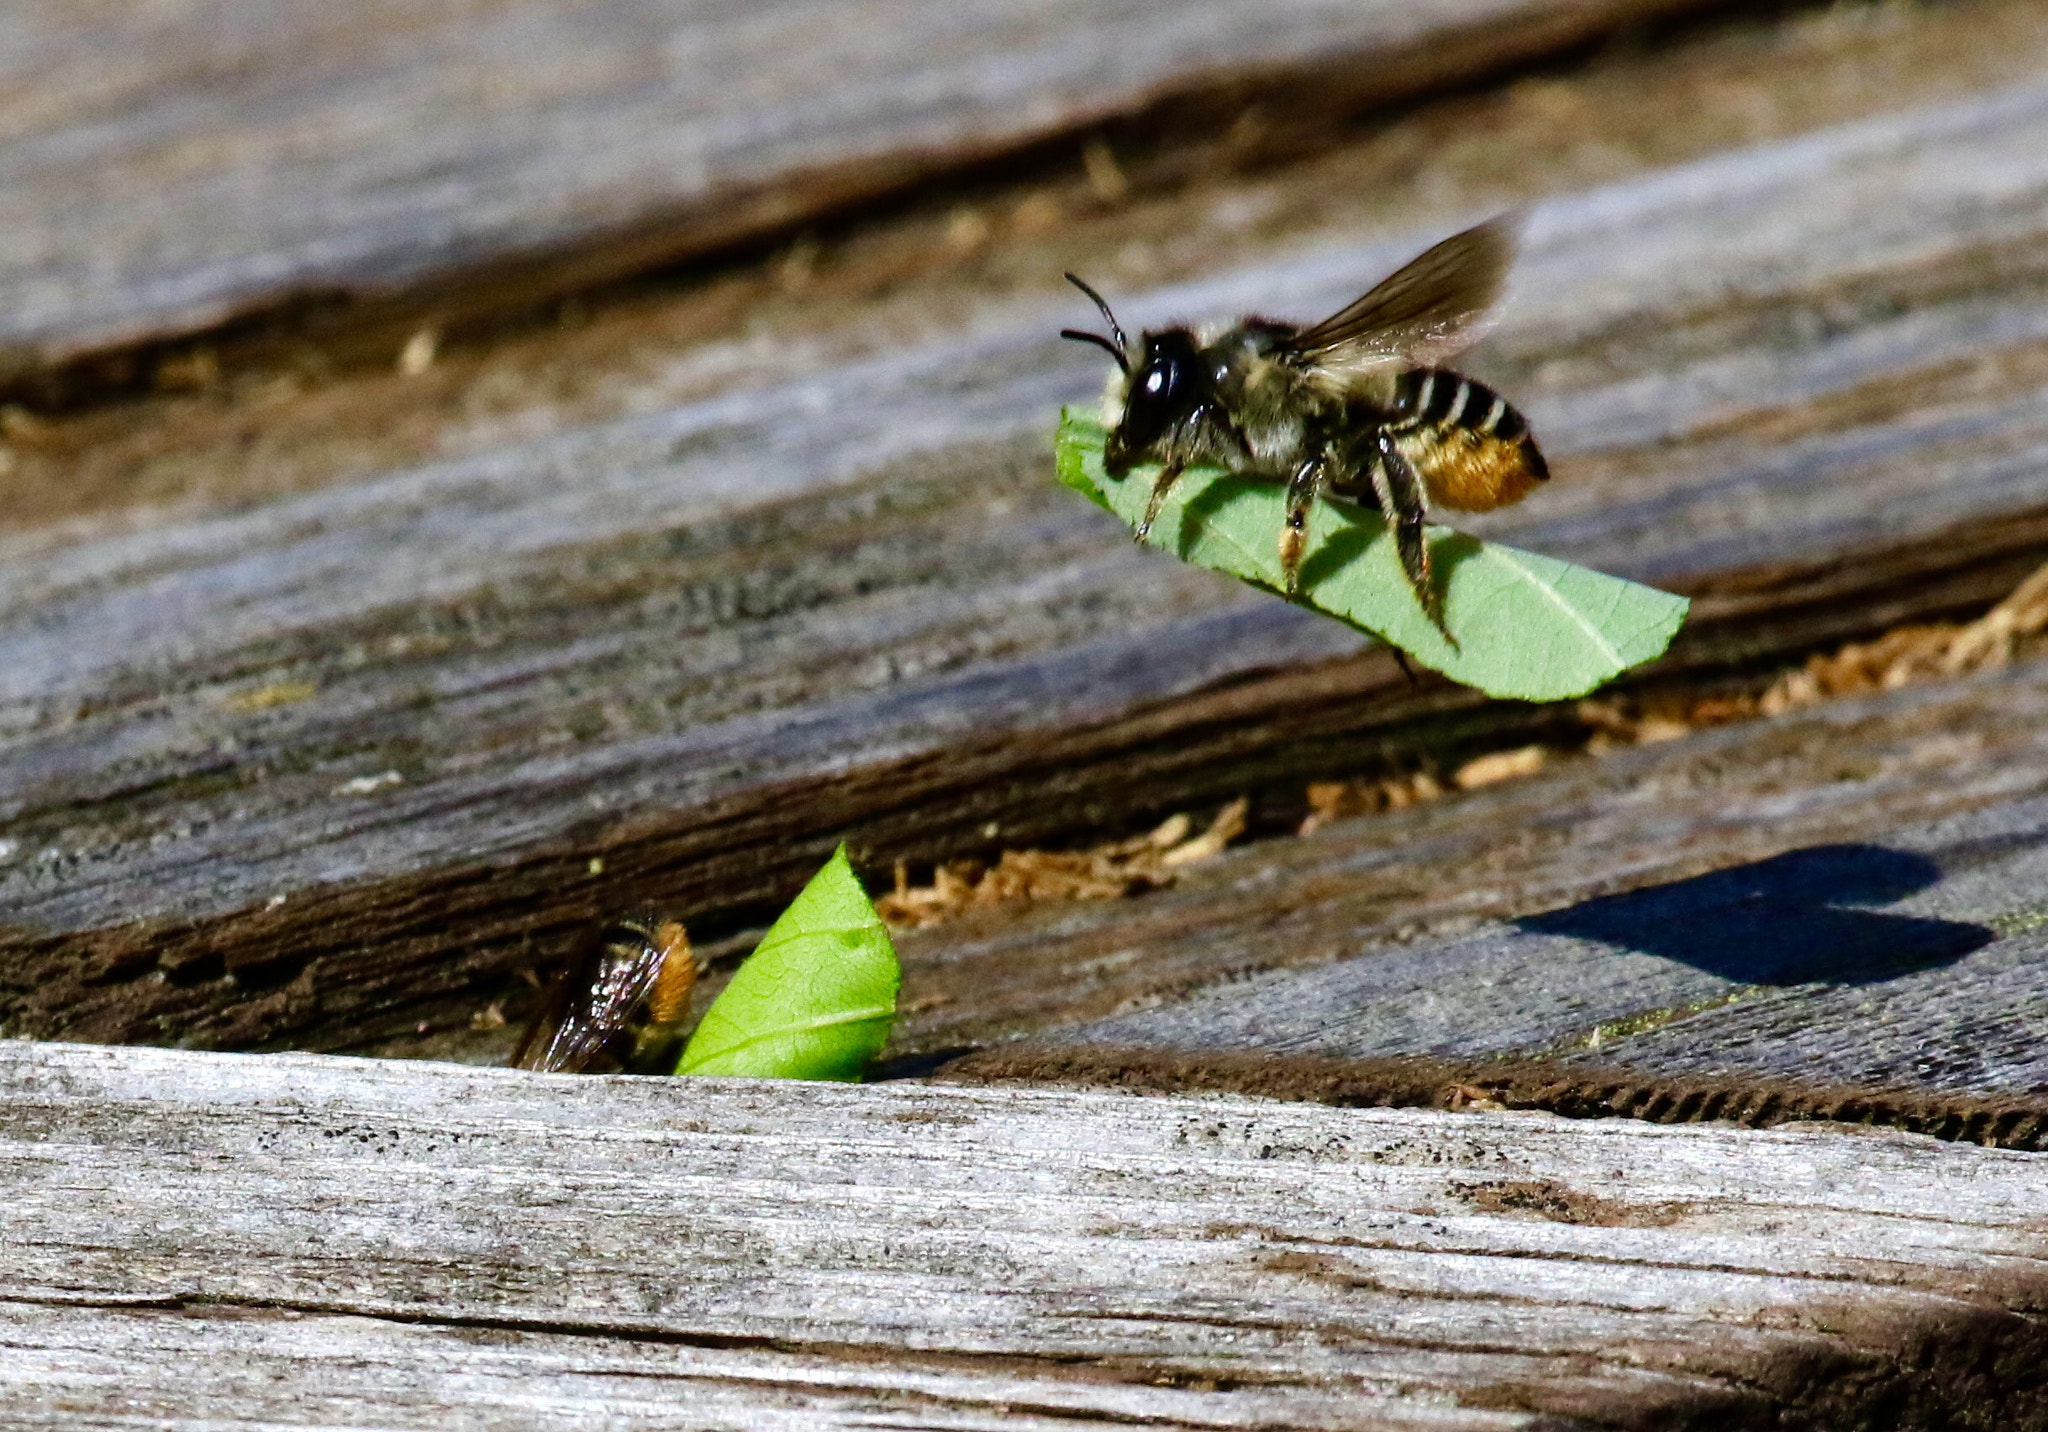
xmin=676 ymin=846 xmax=899 ymax=1080
xmin=1056 ymin=410 xmax=1686 ymax=702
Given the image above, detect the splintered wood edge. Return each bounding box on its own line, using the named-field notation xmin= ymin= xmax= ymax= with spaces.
xmin=2 ymin=1040 xmax=2044 ymax=1431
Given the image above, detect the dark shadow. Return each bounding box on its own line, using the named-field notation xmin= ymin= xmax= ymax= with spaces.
xmin=1171 ymin=474 xmax=1269 ymax=566
xmin=1428 ymin=530 xmax=1482 ymax=591
xmin=1295 ymin=516 xmax=1374 ymax=594
xmin=1290 ymin=514 xmax=1478 ymax=622
xmin=867 ymin=1045 xmax=979 ymax=1082
xmin=1516 ymin=844 xmax=1993 ymax=985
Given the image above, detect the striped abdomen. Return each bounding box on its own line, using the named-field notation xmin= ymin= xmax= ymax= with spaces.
xmin=1383 ymin=367 xmax=1548 ymax=513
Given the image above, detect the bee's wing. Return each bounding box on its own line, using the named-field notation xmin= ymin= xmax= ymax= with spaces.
xmin=512 ymin=915 xmax=671 ymax=1073
xmin=510 ymin=977 xmax=590 ymax=1073
xmin=1286 ymin=216 xmax=1517 ymax=376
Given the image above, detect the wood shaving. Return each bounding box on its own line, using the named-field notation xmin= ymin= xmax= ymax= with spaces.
xmin=1761 ymin=560 xmax=2048 ymax=714
xmin=1452 ymin=744 xmax=1548 ymax=790
xmin=0 ymin=405 xmax=52 ymax=445
xmin=1081 ymin=136 xmax=1129 ymax=204
xmin=1575 ymin=558 xmax=2048 ymax=748
xmin=1298 ymin=772 xmax=1444 ymax=835
xmin=877 ymin=798 xmax=1247 ymax=929
xmin=1299 ymin=560 xmax=2048 ymax=839
xmin=1296 ymin=745 xmax=1552 ymax=836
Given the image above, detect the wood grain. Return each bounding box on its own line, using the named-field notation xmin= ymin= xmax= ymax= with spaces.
xmin=887 ymin=648 xmax=2048 ymax=1091
xmin=3 ymin=1039 xmax=2046 ymax=1429
xmin=0 ymin=0 xmax=1724 ymax=390
xmin=9 ymin=78 xmax=2048 ymax=1054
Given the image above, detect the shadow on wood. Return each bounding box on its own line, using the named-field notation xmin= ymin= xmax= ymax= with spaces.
xmin=1518 ymin=844 xmax=1994 ymax=984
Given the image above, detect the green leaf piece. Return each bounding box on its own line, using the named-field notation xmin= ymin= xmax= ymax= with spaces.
xmin=675 ymin=845 xmax=899 ymax=1081
xmin=1056 ymin=410 xmax=1687 ymax=702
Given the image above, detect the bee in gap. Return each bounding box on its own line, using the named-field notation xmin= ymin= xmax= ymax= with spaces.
xmin=1061 ymin=216 xmax=1547 ymax=634
xmin=511 ymin=908 xmax=701 ymax=1074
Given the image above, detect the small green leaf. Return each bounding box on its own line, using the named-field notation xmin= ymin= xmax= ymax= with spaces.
xmin=1057 ymin=410 xmax=1686 ymax=701
xmin=675 ymin=846 xmax=899 ymax=1080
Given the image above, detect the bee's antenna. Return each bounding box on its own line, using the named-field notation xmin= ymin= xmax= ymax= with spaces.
xmin=1061 ymin=328 xmax=1129 ymax=371
xmin=1063 ymin=273 xmax=1130 ymax=366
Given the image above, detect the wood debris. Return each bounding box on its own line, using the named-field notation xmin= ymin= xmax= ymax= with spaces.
xmin=0 ymin=405 xmax=52 ymax=445
xmin=396 ymin=329 xmax=439 ymax=376
xmin=1082 ymin=136 xmax=1130 ymax=204
xmin=1300 ymin=560 xmax=2048 ymax=841
xmin=1451 ymin=743 xmax=1547 ymax=790
xmin=1587 ymin=558 xmax=2048 ymax=748
xmin=1298 ymin=771 xmax=1445 ymax=835
xmin=1576 ymin=695 xmax=1710 ymax=752
xmin=1761 ymin=560 xmax=2048 ymax=713
xmin=1296 ymin=746 xmax=1551 ymax=837
xmin=876 ymin=798 xmax=1247 ymax=929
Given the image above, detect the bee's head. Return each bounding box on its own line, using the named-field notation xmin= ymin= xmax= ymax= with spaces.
xmin=1059 ymin=275 xmax=1208 ymax=473
xmin=1107 ymin=329 xmax=1202 ymax=470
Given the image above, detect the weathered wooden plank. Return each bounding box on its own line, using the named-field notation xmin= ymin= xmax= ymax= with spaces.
xmin=3 ymin=1040 xmax=2045 ymax=1429
xmin=1 ymin=1305 xmax=1514 ymax=1432
xmin=11 ymin=79 xmax=2048 ymax=1054
xmin=15 ymin=0 xmax=2040 ymax=538
xmin=0 ymin=0 xmax=1726 ymax=391
xmin=901 ymin=652 xmax=2048 ymax=1096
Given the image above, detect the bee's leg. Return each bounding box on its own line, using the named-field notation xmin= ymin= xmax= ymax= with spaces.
xmin=1279 ymin=453 xmax=1328 ymax=595
xmin=1372 ymin=431 xmax=1450 ymax=640
xmin=1135 ymin=461 xmax=1187 ymax=543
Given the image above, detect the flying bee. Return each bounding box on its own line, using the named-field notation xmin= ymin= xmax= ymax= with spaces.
xmin=1061 ymin=216 xmax=1547 ymax=634
xmin=511 ymin=908 xmax=701 ymax=1074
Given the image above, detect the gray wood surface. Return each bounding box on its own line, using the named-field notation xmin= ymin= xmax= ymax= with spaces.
xmin=1040 ymin=669 xmax=2048 ymax=1099
xmin=0 ymin=0 xmax=1714 ymax=386
xmin=4 ymin=1038 xmax=2046 ymax=1430
xmin=891 ymin=644 xmax=2048 ymax=1128
xmin=10 ymin=77 xmax=2048 ymax=1058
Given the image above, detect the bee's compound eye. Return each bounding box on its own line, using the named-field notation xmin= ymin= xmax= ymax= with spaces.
xmin=1117 ymin=334 xmax=1201 ymax=454
xmin=1214 ymin=364 xmax=1230 ymax=383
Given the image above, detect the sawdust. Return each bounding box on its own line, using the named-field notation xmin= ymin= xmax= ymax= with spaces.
xmin=1296 ymin=771 xmax=1446 ymax=836
xmin=1586 ymin=558 xmax=2048 ymax=747
xmin=1297 ymin=745 xmax=1568 ymax=836
xmin=1762 ymin=560 xmax=2048 ymax=711
xmin=1569 ymin=555 xmax=2048 ymax=765
xmin=876 ymin=798 xmax=1247 ymax=929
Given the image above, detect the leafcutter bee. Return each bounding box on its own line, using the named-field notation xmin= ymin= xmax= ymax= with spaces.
xmin=511 ymin=909 xmax=701 ymax=1074
xmin=1061 ymin=216 xmax=1547 ymax=633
